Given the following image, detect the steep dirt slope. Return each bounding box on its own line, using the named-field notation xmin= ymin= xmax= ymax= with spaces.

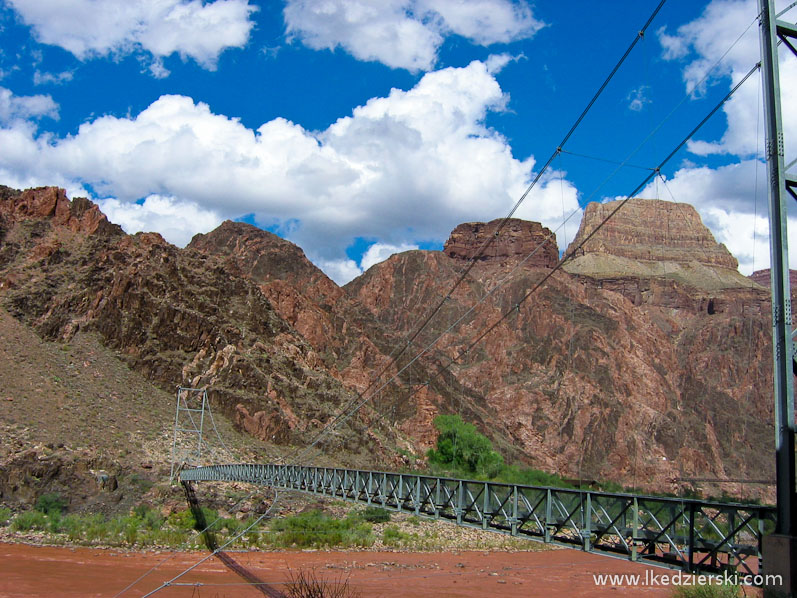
xmin=0 ymin=186 xmax=406 ymax=472
xmin=0 ymin=304 xmax=265 ymax=515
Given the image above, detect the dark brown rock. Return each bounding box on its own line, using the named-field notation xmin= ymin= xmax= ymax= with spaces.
xmin=444 ymin=218 xmax=558 ymax=268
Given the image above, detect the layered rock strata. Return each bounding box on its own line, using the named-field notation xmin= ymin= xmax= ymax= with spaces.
xmin=565 ymin=198 xmax=738 ymax=269
xmin=348 ymin=209 xmax=774 ymax=498
xmin=0 ymin=186 xmax=778 ymax=499
xmin=444 ymin=218 xmax=558 ymax=268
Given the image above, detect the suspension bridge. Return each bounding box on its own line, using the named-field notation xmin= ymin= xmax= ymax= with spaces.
xmin=179 ymin=463 xmax=776 ymax=578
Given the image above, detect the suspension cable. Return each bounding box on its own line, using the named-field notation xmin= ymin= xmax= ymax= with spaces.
xmin=282 ymin=0 xmax=669 ymax=464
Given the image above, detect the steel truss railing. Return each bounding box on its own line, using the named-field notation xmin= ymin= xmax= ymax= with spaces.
xmin=181 ymin=464 xmax=776 ymax=576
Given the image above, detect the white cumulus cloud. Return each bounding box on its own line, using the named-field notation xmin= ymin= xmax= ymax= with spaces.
xmin=97 ymin=195 xmax=224 ymax=247
xmin=657 ymin=0 xmax=796 ymax=158
xmin=648 ymin=0 xmax=797 ymax=277
xmin=0 ymin=60 xmax=579 ymax=284
xmin=283 ymin=0 xmax=543 ymax=71
xmin=361 ymin=241 xmax=419 ymax=271
xmin=316 ymin=242 xmax=420 ymax=284
xmin=7 ymin=0 xmax=257 ymax=71
xmin=0 ymin=87 xmax=58 ymax=124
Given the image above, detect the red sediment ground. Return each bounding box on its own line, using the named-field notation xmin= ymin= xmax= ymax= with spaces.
xmin=0 ymin=543 xmax=757 ymax=597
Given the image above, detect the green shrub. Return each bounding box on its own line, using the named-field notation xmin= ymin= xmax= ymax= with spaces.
xmin=133 ymin=505 xmax=164 ymax=530
xmin=496 ymin=464 xmax=573 ymax=488
xmin=426 ymin=414 xmax=579 ymax=488
xmin=35 ymin=492 xmax=67 ymax=516
xmin=83 ymin=513 xmax=110 ymax=543
xmin=47 ymin=511 xmax=62 ymax=533
xmin=11 ymin=510 xmax=48 ymax=531
xmin=0 ymin=507 xmax=12 ymax=526
xmin=671 ymin=582 xmax=741 ymax=598
xmin=427 ymin=414 xmax=505 ymax=477
xmin=270 ymin=510 xmax=373 ymax=549
xmin=122 ymin=516 xmax=140 ymax=544
xmin=167 ymin=509 xmax=197 ymax=530
xmin=59 ymin=514 xmax=85 ymax=541
xmin=382 ymin=524 xmax=410 ymax=546
xmin=360 ymin=506 xmax=391 ymax=523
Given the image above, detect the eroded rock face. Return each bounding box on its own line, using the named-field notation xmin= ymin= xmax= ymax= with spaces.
xmin=0 ymin=186 xmax=121 ymax=237
xmin=566 ymin=198 xmax=738 ymax=269
xmin=0 ymin=186 xmax=408 ymax=464
xmin=0 ymin=186 xmax=778 ymax=499
xmin=749 ymin=268 xmax=797 ymax=291
xmin=187 ymin=220 xmax=428 ymax=395
xmin=562 ymin=198 xmax=758 ymax=312
xmin=348 ymin=215 xmax=775 ymax=499
xmin=444 ymin=218 xmax=558 ymax=268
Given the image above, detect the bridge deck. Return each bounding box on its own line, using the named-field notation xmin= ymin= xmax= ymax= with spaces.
xmin=181 ymin=463 xmax=776 ymax=578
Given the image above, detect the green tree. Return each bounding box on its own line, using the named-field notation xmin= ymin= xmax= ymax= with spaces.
xmin=427 ymin=414 xmax=504 ymax=477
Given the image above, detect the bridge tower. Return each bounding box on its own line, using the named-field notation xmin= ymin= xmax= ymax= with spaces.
xmin=760 ymin=0 xmax=797 ymax=594
xmin=169 ymin=386 xmax=210 ymax=482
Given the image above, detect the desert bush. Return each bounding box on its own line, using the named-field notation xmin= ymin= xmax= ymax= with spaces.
xmin=285 ymin=568 xmax=360 ymax=598
xmin=11 ymin=510 xmax=48 ymax=531
xmin=382 ymin=525 xmax=415 ymax=547
xmin=270 ymin=510 xmax=373 ymax=549
xmin=427 ymin=414 xmax=504 ymax=477
xmin=35 ymin=492 xmax=67 ymax=516
xmin=167 ymin=509 xmax=197 ymax=530
xmin=671 ymin=582 xmax=740 ymax=598
xmin=497 ymin=464 xmax=573 ymax=488
xmin=359 ymin=506 xmax=391 ymax=523
xmin=427 ymin=414 xmax=576 ymax=487
xmin=59 ymin=514 xmax=85 ymax=541
xmin=83 ymin=513 xmax=110 ymax=543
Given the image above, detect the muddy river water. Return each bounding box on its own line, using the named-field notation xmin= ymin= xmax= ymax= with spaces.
xmin=0 ymin=542 xmax=746 ymax=597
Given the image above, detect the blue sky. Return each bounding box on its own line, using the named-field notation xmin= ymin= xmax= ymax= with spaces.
xmin=0 ymin=0 xmax=795 ymax=283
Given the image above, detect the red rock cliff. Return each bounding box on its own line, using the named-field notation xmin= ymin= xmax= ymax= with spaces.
xmin=444 ymin=218 xmax=558 ymax=268
xmin=565 ymin=198 xmax=738 ymax=269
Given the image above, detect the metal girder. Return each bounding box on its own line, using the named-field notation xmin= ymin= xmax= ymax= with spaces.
xmin=760 ymin=0 xmax=797 ymax=542
xmin=787 ymin=173 xmax=797 ymax=201
xmin=181 ymin=463 xmax=776 ymax=579
xmin=169 ymin=387 xmax=209 ymax=482
xmin=777 ymin=19 xmax=797 ymax=58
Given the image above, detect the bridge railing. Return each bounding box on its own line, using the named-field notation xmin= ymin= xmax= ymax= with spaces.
xmin=181 ymin=463 xmax=776 ymax=577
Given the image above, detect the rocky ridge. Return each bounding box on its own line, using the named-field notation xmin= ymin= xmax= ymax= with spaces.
xmin=347 ymin=199 xmax=774 ymax=497
xmin=0 ymin=187 xmax=779 ymax=501
xmin=0 ymin=186 xmax=420 ymax=472
xmin=444 ymin=219 xmax=558 ymax=268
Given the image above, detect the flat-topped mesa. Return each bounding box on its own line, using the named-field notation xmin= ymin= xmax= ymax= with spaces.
xmin=565 ymin=198 xmax=738 ymax=269
xmin=443 ymin=218 xmax=558 ymax=268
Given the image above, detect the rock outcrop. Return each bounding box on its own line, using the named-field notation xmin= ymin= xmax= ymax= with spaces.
xmin=187 ymin=221 xmax=402 ymax=392
xmin=0 ymin=186 xmax=121 ymax=237
xmin=565 ymin=198 xmax=738 ymax=269
xmin=0 ymin=186 xmax=778 ymax=500
xmin=0 ymin=186 xmax=413 ymax=466
xmin=562 ymin=199 xmax=760 ymax=315
xmin=444 ymin=218 xmax=558 ymax=268
xmin=347 ymin=209 xmax=775 ymax=499
xmin=749 ymin=268 xmax=797 ymax=290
